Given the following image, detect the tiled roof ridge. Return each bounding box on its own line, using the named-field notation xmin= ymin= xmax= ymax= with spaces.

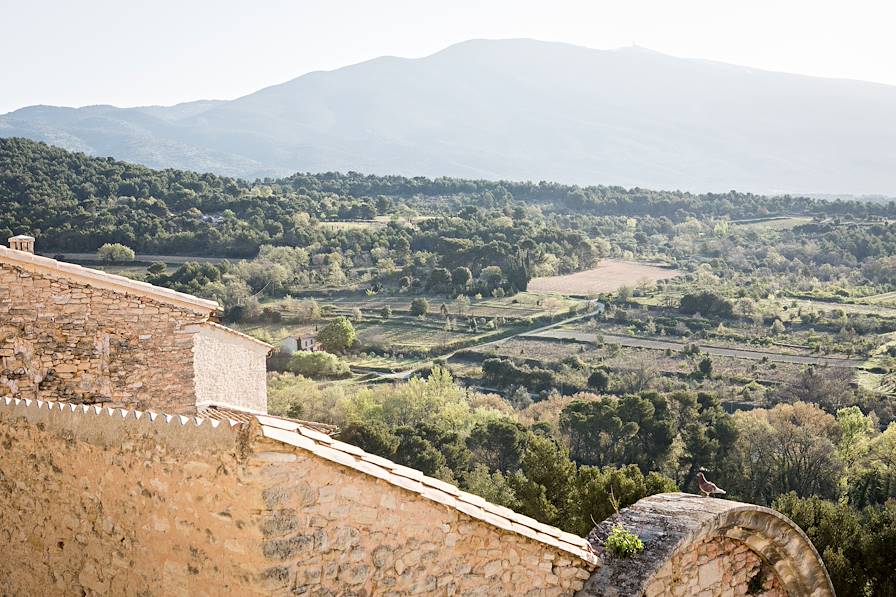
xmin=0 ymin=396 xmax=596 ymax=564
xmin=256 ymin=415 xmax=598 ymax=564
xmin=0 ymin=246 xmax=220 ymax=314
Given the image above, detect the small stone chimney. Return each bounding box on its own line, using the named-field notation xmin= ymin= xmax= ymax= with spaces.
xmin=8 ymin=235 xmax=35 ymax=253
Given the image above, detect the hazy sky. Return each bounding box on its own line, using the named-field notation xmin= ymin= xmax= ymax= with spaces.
xmin=2 ymin=0 xmax=894 ymax=114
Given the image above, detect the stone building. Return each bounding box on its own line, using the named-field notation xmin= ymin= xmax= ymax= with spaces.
xmin=0 ymin=236 xmax=271 ymax=415
xmin=281 ymin=331 xmax=318 ymax=354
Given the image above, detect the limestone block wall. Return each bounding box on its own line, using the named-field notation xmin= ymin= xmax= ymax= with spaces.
xmin=644 ymin=536 xmax=784 ymax=597
xmin=0 ymin=399 xmax=266 ymax=596
xmin=0 ymin=260 xmax=204 ymax=412
xmin=190 ymin=322 xmax=270 ymax=414
xmin=250 ymin=431 xmax=594 ymax=595
xmin=0 ymin=398 xmax=595 ymax=597
xmin=577 ymin=493 xmax=835 ymax=597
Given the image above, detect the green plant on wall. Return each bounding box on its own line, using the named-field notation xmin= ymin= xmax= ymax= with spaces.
xmin=604 ymin=525 xmax=644 ymax=558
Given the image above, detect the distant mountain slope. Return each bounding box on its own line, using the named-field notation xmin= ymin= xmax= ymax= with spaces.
xmin=3 ymin=39 xmax=896 ymax=194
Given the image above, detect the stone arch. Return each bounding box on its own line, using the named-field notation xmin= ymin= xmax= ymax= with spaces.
xmin=577 ymin=493 xmax=835 ymax=597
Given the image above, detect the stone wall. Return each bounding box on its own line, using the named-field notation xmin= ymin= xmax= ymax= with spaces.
xmin=190 ymin=322 xmax=270 ymax=414
xmin=644 ymin=536 xmax=784 ymax=597
xmin=0 ymin=399 xmax=266 ymax=596
xmin=577 ymin=493 xmax=835 ymax=597
xmin=250 ymin=432 xmax=593 ymax=596
xmin=0 ymin=398 xmax=595 ymax=596
xmin=0 ymin=260 xmax=205 ymax=412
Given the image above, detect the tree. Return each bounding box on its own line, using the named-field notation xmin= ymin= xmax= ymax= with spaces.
xmin=559 ymin=393 xmax=675 ymax=471
xmin=453 ymin=295 xmax=470 ymax=317
xmin=720 ymin=402 xmax=843 ymax=505
xmin=317 ymin=317 xmax=356 ymax=353
xmin=466 ymin=419 xmax=530 ymax=473
xmin=678 ymin=291 xmax=734 ymax=319
xmin=97 ymin=243 xmax=135 ymax=262
xmin=776 ymin=366 xmax=855 ymax=411
xmin=674 ymin=392 xmax=737 ymax=491
xmin=380 ymin=306 xmax=392 ymax=319
xmin=506 ymin=434 xmax=578 ymax=528
xmin=480 ymin=266 xmax=504 ymax=291
xmin=572 ymin=465 xmax=677 ymax=536
xmin=427 ymin=268 xmax=452 ymax=294
xmin=452 ymin=267 xmax=473 ymax=292
xmin=848 ymin=423 xmax=896 ymax=508
xmin=410 ymin=297 xmax=430 ymax=317
xmin=147 ymin=261 xmax=167 ymax=275
xmin=394 ymin=428 xmax=446 ymax=476
xmin=337 ymin=421 xmax=399 ymax=458
xmin=774 ymin=493 xmax=896 ymax=597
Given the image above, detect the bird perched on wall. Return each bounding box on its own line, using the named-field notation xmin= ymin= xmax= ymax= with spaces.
xmin=696 ymin=471 xmax=726 ymax=498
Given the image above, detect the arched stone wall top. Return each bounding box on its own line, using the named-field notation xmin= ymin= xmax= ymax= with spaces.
xmin=576 ymin=492 xmax=835 ymax=597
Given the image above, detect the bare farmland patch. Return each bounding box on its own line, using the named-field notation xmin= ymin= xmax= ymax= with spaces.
xmin=528 ymin=260 xmax=680 ymax=295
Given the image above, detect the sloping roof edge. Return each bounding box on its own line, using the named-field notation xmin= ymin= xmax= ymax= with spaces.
xmin=255 ymin=415 xmax=598 ymax=564
xmin=0 ymin=246 xmax=220 ymax=314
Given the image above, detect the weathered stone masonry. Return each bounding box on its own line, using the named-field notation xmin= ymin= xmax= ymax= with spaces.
xmin=0 ymin=244 xmax=270 ymax=414
xmin=0 ymin=398 xmax=597 ymax=596
xmin=579 ymin=493 xmax=836 ymax=597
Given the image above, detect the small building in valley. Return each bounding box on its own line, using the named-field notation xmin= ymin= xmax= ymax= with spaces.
xmin=280 ymin=331 xmax=318 ymax=354
xmin=0 ymin=235 xmax=272 ymax=415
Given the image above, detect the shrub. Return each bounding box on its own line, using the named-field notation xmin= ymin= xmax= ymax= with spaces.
xmin=287 ymin=351 xmax=350 ymax=379
xmin=697 ymin=356 xmax=713 ymax=378
xmin=587 ymin=369 xmax=610 ymax=391
xmin=604 ymin=525 xmax=644 ymax=558
xmin=97 ymin=243 xmax=135 ymax=262
xmin=410 ymin=297 xmax=429 ymax=317
xmin=679 ymin=291 xmax=734 ymax=319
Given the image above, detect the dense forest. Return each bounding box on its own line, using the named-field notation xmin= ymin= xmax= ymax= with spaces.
xmin=9 ymin=136 xmax=896 ymax=304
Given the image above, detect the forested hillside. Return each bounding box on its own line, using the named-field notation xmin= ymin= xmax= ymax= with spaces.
xmin=4 ymin=137 xmax=895 ymax=255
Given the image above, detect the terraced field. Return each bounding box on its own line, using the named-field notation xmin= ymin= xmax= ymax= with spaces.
xmin=527 ymin=329 xmax=865 ymax=368
xmin=529 ymin=260 xmax=680 ymax=295
xmin=326 ymin=292 xmax=582 ymax=320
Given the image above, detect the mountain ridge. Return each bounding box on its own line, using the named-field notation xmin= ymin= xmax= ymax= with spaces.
xmin=3 ymin=38 xmax=896 ymax=194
